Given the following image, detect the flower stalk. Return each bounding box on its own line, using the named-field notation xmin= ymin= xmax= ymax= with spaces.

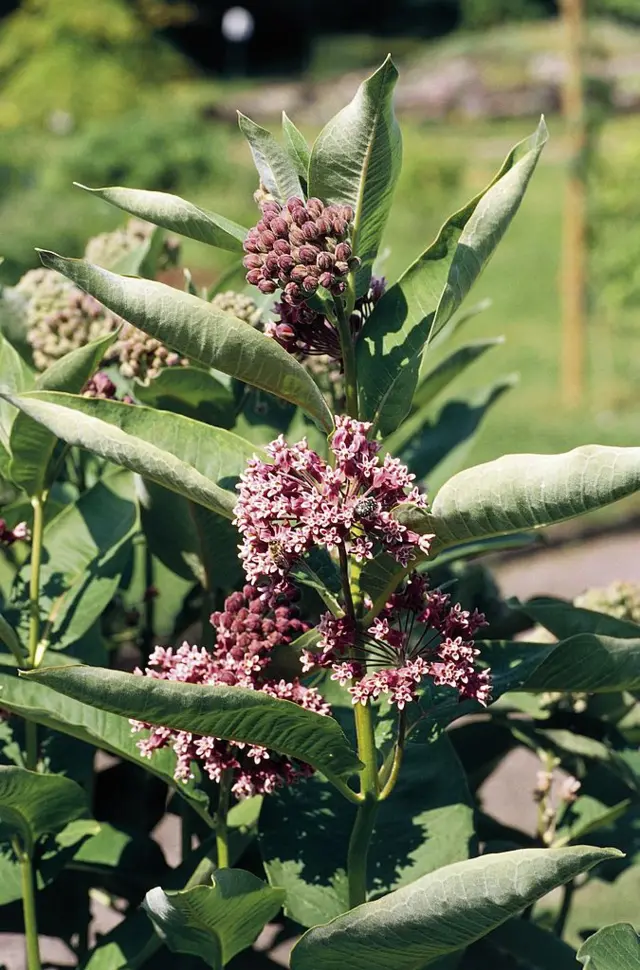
xmin=14 ymin=839 xmax=42 ymax=970
xmin=333 ymin=297 xmax=359 ymax=418
xmin=215 ymin=769 xmax=233 ymax=869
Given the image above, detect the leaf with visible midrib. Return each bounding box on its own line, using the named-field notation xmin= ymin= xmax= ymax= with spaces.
xmin=290 ymin=846 xmax=621 ymax=970
xmin=76 ymin=184 xmax=248 ymax=253
xmin=238 ymin=114 xmax=303 ymax=202
xmin=577 ymin=923 xmax=640 ymax=969
xmin=37 ymin=252 xmax=333 ymax=432
xmin=357 ymin=118 xmax=547 ymax=435
xmin=309 ymin=56 xmax=402 ymax=298
xmin=3 ymin=392 xmax=258 ymax=519
xmin=0 ymin=765 xmax=90 ymax=853
xmin=23 ymin=664 xmax=362 ymax=784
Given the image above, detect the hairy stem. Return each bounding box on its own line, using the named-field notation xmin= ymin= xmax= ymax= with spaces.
xmin=215 ymin=769 xmax=233 ymax=869
xmin=379 ymin=709 xmax=406 ymax=801
xmin=334 ymin=298 xmax=358 ymax=418
xmin=347 ymin=793 xmax=378 ymax=909
xmin=15 ymin=840 xmax=42 ymax=970
xmin=25 ymin=494 xmax=46 ymax=770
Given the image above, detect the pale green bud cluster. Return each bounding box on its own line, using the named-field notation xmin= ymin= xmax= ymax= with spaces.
xmin=210 ymin=290 xmax=262 ymax=328
xmin=575 ymin=580 xmax=640 ymax=625
xmin=25 ymin=283 xmax=120 ymax=372
xmin=84 ymin=218 xmax=180 ymax=271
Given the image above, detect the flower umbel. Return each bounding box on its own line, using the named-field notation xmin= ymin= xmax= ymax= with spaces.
xmin=233 ymin=415 xmax=432 ymax=587
xmin=303 ymin=573 xmax=491 ymax=711
xmin=131 ymin=584 xmax=330 ymax=799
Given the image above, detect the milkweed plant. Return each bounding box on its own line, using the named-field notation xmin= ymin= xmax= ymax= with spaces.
xmin=0 ymin=58 xmax=639 ymax=969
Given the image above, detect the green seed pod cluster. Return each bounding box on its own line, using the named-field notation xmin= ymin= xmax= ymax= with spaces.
xmin=210 ymin=289 xmax=262 ymax=328
xmin=26 ymin=286 xmax=120 ymax=372
xmin=105 ymin=321 xmax=189 ymax=383
xmin=84 ymin=218 xmax=181 ymax=271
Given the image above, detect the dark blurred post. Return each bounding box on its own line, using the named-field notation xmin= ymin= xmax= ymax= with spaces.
xmin=221 ymin=6 xmax=255 ymax=77
xmin=560 ymin=0 xmax=587 ymax=408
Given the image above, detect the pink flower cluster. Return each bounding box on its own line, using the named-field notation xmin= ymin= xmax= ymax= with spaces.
xmin=233 ymin=416 xmax=433 ymax=588
xmin=0 ymin=520 xmax=30 ymax=546
xmin=131 ymin=584 xmax=330 ymax=799
xmin=302 ymin=573 xmax=492 ymax=711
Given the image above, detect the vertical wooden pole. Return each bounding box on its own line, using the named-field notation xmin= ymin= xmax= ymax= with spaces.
xmin=560 ymin=0 xmax=588 ymax=407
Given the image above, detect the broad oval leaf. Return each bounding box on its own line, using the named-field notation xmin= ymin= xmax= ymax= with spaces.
xmin=37 ymin=252 xmax=333 ymax=432
xmin=0 ymin=330 xmax=34 ymax=455
xmin=143 ymin=869 xmax=285 ymax=968
xmin=134 ymin=366 xmax=235 ymax=428
xmin=238 ymin=113 xmax=303 ymax=202
xmin=0 ymin=666 xmax=213 ymax=824
xmin=577 ymin=923 xmax=640 ymax=969
xmin=290 ymin=846 xmax=620 ymax=970
xmin=309 ymin=56 xmax=402 ymax=297
xmin=23 ymin=664 xmax=362 ymax=783
xmin=0 ymin=765 xmax=89 ymax=852
xmin=357 ymin=118 xmax=547 ymax=434
xmin=76 ymin=184 xmax=247 ymax=253
xmin=8 ymin=329 xmax=117 ymax=495
xmin=3 ymin=392 xmax=259 ymax=519
xmin=521 ymin=633 xmax=640 ymax=693
xmin=515 ymin=596 xmax=640 ymax=641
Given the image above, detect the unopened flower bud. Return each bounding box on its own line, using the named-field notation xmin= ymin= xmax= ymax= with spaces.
xmin=298 ymin=245 xmax=319 ymax=265
xmin=258 ymin=279 xmax=277 ymax=294
xmin=246 ymin=268 xmax=263 ymax=286
xmin=335 ymin=242 xmax=352 ymax=262
xmin=318 ymin=272 xmax=334 ymax=289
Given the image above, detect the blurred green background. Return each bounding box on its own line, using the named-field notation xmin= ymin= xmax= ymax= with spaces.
xmin=1 ymin=0 xmax=639 ymax=478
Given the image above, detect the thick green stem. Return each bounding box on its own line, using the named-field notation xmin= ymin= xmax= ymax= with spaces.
xmin=334 ymin=298 xmax=358 ymax=418
xmin=15 ymin=840 xmax=42 ymax=970
xmin=379 ymin=709 xmax=406 ymax=801
xmin=347 ymin=794 xmax=378 ymax=909
xmin=215 ymin=769 xmax=232 ymax=870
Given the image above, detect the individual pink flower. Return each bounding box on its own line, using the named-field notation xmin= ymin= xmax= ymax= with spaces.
xmin=0 ymin=520 xmax=30 ymax=546
xmin=303 ymin=573 xmax=491 ymax=711
xmin=233 ymin=415 xmax=433 ymax=589
xmin=131 ymin=585 xmax=330 ymax=799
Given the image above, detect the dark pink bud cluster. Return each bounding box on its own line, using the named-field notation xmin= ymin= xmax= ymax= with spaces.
xmin=131 ymin=585 xmax=329 ymax=799
xmin=234 ymin=416 xmax=432 ymax=590
xmin=82 ymin=371 xmax=134 ymax=403
xmin=0 ymin=520 xmax=30 ymax=546
xmin=265 ymin=277 xmax=387 ymax=361
xmin=302 ymin=573 xmax=491 ymax=711
xmin=243 ymin=197 xmax=359 ymax=303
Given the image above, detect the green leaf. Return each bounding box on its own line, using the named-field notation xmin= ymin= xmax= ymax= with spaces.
xmin=75 ymin=184 xmax=247 ymax=253
xmin=260 ymin=734 xmax=475 ymax=928
xmin=411 ymin=337 xmax=504 ymax=413
xmin=290 ymin=846 xmax=620 ymax=970
xmin=487 ymin=918 xmax=577 ymax=968
xmin=23 ymin=664 xmax=362 ymax=784
xmin=3 ymin=392 xmax=257 ymax=519
xmin=8 ymin=329 xmax=118 ymax=495
xmin=238 ymin=113 xmax=303 ymax=201
xmin=0 ymin=668 xmax=213 ymax=824
xmin=520 ymin=632 xmax=640 ymax=693
xmin=0 ymin=611 xmax=24 ymax=662
xmin=37 ymin=252 xmax=332 ymax=432
xmin=577 ymin=923 xmax=640 ymax=969
xmin=134 ymin=367 xmax=235 ymax=428
xmin=282 ymin=112 xmax=311 ymax=184
xmin=143 ymin=869 xmax=285 ymax=968
xmin=357 ymin=118 xmax=547 ymax=434
xmin=0 ymin=330 xmax=34 ymax=455
xmin=309 ymin=57 xmax=402 ymax=297
xmin=555 ymin=797 xmax=632 ymax=848
xmin=515 ymin=596 xmax=640 ymax=640
xmin=8 ymin=469 xmax=137 ymax=652
xmin=0 ymin=765 xmax=89 ymax=852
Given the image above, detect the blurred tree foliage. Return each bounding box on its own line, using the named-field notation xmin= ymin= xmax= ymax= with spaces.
xmin=0 ymin=0 xmax=194 ymax=130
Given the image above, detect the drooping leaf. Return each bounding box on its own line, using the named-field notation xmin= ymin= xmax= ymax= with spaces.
xmin=24 ymin=664 xmax=362 ymax=784
xmin=555 ymin=797 xmax=632 ymax=848
xmin=134 ymin=367 xmax=235 ymax=428
xmin=0 ymin=667 xmax=213 ymax=824
xmin=0 ymin=765 xmax=90 ymax=852
xmin=238 ymin=113 xmax=303 ymax=201
xmin=36 ymin=253 xmax=333 ymax=431
xmin=3 ymin=392 xmax=257 ymax=519
xmin=290 ymin=846 xmax=620 ymax=970
xmin=520 ymin=632 xmax=640 ymax=693
xmin=8 ymin=329 xmax=118 ymax=495
xmin=0 ymin=612 xmax=24 ymax=662
xmin=515 ymin=596 xmax=640 ymax=641
xmin=357 ymin=118 xmax=547 ymax=434
xmin=309 ymin=57 xmax=402 ymax=297
xmin=260 ymin=734 xmax=475 ymax=928
xmin=282 ymin=112 xmax=312 ymax=184
xmin=577 ymin=923 xmax=640 ymax=969
xmin=75 ymin=184 xmax=247 ymax=253
xmin=143 ymin=869 xmax=285 ymax=968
